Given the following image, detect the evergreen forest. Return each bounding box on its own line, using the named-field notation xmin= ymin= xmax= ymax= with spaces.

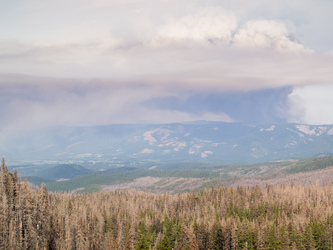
xmin=2 ymin=158 xmax=333 ymax=249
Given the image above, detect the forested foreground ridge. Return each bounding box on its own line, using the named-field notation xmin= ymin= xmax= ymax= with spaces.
xmin=2 ymin=159 xmax=333 ymax=249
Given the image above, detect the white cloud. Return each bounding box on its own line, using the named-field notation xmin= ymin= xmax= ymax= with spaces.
xmin=232 ymin=20 xmax=310 ymax=53
xmin=153 ymin=7 xmax=237 ymax=45
xmin=140 ymin=148 xmax=154 ymax=154
xmin=0 ymin=4 xmax=321 ymax=81
xmin=288 ymin=85 xmax=333 ymax=125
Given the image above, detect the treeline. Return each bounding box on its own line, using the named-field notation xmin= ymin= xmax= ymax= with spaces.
xmin=284 ymin=156 xmax=333 ymax=174
xmin=2 ymin=159 xmax=333 ymax=249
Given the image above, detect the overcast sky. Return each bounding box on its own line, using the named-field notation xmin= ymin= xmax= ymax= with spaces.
xmin=1 ymin=0 xmax=333 ymax=129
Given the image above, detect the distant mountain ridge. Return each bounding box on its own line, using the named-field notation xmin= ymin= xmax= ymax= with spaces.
xmin=2 ymin=122 xmax=333 ymax=164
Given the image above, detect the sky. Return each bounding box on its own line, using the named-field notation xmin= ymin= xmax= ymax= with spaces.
xmin=0 ymin=0 xmax=333 ymax=129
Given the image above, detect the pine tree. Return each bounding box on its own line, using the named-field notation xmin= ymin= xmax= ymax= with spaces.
xmin=209 ymin=221 xmax=223 ymax=249
xmin=135 ymin=235 xmax=150 ymax=250
xmin=124 ymin=223 xmax=136 ymax=250
xmin=302 ymin=223 xmax=315 ymax=250
xmin=266 ymin=224 xmax=281 ymax=249
xmin=156 ymin=235 xmax=171 ymax=250
xmin=278 ymin=224 xmax=290 ymax=249
xmin=135 ymin=220 xmax=150 ymax=250
xmin=174 ymin=226 xmax=190 ymax=250
xmin=195 ymin=222 xmax=209 ymax=250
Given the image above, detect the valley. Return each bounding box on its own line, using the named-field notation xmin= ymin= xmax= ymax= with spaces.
xmin=10 ymin=155 xmax=333 ymax=193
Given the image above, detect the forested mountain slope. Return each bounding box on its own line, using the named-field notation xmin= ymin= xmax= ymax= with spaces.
xmin=21 ymin=156 xmax=333 ymax=194
xmin=2 ymin=158 xmax=333 ymax=249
